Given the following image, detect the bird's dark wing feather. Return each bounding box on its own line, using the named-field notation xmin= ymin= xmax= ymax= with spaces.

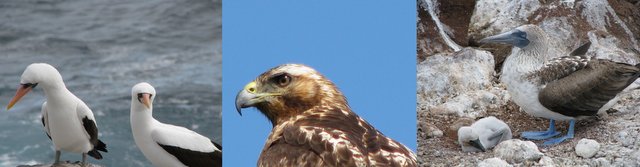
xmin=157 ymin=143 xmax=222 ymax=167
xmin=530 ymin=56 xmax=591 ymax=84
xmin=538 ymin=60 xmax=640 ymax=116
xmin=82 ymin=117 xmax=107 ymax=159
xmin=41 ymin=102 xmax=51 ymax=140
xmin=569 ymin=41 xmax=591 ymax=56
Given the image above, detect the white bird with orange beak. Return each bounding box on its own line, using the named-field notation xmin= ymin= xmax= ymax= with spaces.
xmin=130 ymin=82 xmax=222 ymax=167
xmin=6 ymin=63 xmax=107 ymax=166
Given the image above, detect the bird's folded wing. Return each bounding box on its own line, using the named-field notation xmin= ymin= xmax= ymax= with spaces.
xmin=151 ymin=124 xmax=217 ymax=152
xmin=531 ymin=55 xmax=591 ymax=84
xmin=487 ymin=127 xmax=509 ymax=143
xmin=76 ymin=100 xmax=98 ymax=145
xmin=538 ymin=60 xmax=640 ymax=116
xmin=41 ymin=102 xmax=51 ymax=140
xmin=152 ymin=124 xmax=219 ymax=167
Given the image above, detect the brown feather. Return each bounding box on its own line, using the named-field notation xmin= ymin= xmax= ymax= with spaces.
xmin=251 ymin=64 xmax=417 ymax=167
xmin=538 ymin=60 xmax=640 ymax=116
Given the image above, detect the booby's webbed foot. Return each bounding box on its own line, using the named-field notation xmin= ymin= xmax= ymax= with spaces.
xmin=542 ymin=119 xmax=575 ymax=146
xmin=542 ymin=134 xmax=573 ymax=145
xmin=521 ymin=119 xmax=561 ymax=140
xmin=521 ymin=130 xmax=561 ymax=140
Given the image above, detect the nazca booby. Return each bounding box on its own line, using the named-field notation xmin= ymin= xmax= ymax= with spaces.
xmin=480 ymin=25 xmax=640 ymax=145
xmin=6 ymin=63 xmax=107 ymax=165
xmin=130 ymin=82 xmax=222 ymax=167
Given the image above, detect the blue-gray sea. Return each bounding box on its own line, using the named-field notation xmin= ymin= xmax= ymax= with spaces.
xmin=0 ymin=0 xmax=221 ymax=166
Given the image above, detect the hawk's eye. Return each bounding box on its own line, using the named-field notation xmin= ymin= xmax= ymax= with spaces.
xmin=276 ymin=74 xmax=291 ymax=87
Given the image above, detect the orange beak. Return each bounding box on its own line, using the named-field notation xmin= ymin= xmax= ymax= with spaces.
xmin=140 ymin=93 xmax=152 ymax=109
xmin=7 ymin=85 xmax=33 ymax=110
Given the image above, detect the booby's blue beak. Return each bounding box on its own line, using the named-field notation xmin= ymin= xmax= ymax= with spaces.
xmin=479 ymin=29 xmax=530 ymax=48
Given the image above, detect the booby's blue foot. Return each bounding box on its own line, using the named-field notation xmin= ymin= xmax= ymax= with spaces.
xmin=521 ymin=130 xmax=561 ymax=140
xmin=542 ymin=134 xmax=573 ymax=145
xmin=542 ymin=119 xmax=575 ymax=145
xmin=521 ymin=119 xmax=561 ymax=140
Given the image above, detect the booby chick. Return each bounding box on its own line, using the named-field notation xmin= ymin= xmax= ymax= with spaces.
xmin=458 ymin=116 xmax=512 ymax=152
xmin=6 ymin=63 xmax=107 ymax=166
xmin=480 ymin=25 xmax=640 ymax=145
xmin=130 ymin=82 xmax=222 ymax=167
xmin=235 ymin=64 xmax=417 ymax=166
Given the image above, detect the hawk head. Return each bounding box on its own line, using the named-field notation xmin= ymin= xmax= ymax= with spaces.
xmin=235 ymin=64 xmax=347 ymax=125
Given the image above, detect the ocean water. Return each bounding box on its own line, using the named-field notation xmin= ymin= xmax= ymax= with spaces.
xmin=0 ymin=0 xmax=221 ymax=166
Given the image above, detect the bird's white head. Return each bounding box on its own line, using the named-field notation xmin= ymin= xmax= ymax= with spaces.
xmin=457 ymin=126 xmax=485 ymax=152
xmin=7 ymin=63 xmax=63 ymax=110
xmin=20 ymin=63 xmax=63 ymax=87
xmin=131 ymin=82 xmax=156 ymax=110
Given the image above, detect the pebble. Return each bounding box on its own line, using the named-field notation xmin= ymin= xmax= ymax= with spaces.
xmin=494 ymin=139 xmax=544 ymax=163
xmin=478 ymin=157 xmax=512 ymax=167
xmin=575 ymin=138 xmax=600 ymax=158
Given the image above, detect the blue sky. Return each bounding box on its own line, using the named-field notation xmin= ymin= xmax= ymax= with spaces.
xmin=222 ymin=1 xmax=416 ymax=166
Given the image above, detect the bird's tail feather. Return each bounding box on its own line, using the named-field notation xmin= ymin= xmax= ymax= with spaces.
xmin=95 ymin=139 xmax=107 ymax=152
xmin=570 ymin=41 xmax=591 ymax=57
xmin=87 ymin=149 xmax=103 ymax=159
xmin=87 ymin=139 xmax=107 ymax=159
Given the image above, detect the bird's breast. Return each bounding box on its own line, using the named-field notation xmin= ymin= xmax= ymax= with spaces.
xmin=46 ymin=104 xmax=92 ymax=153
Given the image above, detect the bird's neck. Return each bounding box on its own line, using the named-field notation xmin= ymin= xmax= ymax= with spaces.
xmin=502 ymin=43 xmax=549 ymax=76
xmin=41 ymin=82 xmax=72 ymax=101
xmin=131 ymin=105 xmax=155 ymax=129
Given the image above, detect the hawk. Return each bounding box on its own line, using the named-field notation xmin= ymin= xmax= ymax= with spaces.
xmin=235 ymin=64 xmax=417 ymax=167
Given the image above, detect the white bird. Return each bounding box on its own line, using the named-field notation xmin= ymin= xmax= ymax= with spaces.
xmin=480 ymin=24 xmax=640 ymax=145
xmin=6 ymin=63 xmax=107 ymax=165
xmin=130 ymin=82 xmax=222 ymax=167
xmin=458 ymin=116 xmax=512 ymax=152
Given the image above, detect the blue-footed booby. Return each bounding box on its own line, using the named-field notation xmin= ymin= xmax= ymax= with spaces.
xmin=130 ymin=82 xmax=222 ymax=167
xmin=6 ymin=63 xmax=107 ymax=166
xmin=480 ymin=25 xmax=640 ymax=145
xmin=458 ymin=116 xmax=512 ymax=152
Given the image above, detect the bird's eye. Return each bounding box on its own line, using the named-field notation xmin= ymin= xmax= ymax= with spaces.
xmin=276 ymin=74 xmax=291 ymax=87
xmin=514 ymin=31 xmax=526 ymax=39
xmin=137 ymin=93 xmax=143 ymax=102
xmin=138 ymin=93 xmax=153 ymax=102
xmin=22 ymin=83 xmax=38 ymax=88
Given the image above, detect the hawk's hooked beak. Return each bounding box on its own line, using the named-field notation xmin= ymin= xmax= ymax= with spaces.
xmin=470 ymin=139 xmax=486 ymax=152
xmin=7 ymin=83 xmax=37 ymax=111
xmin=479 ymin=29 xmax=530 ymax=48
xmin=138 ymin=93 xmax=152 ymax=109
xmin=235 ymin=81 xmax=280 ymax=116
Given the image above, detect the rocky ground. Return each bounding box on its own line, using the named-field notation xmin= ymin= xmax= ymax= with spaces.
xmin=417 ymin=0 xmax=640 ymax=166
xmin=17 ymin=161 xmax=103 ymax=167
xmin=420 ymin=91 xmax=640 ymax=166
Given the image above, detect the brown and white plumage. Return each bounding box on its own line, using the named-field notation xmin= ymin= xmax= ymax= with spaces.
xmin=235 ymin=64 xmax=417 ymax=167
xmin=480 ymin=24 xmax=640 ymax=145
